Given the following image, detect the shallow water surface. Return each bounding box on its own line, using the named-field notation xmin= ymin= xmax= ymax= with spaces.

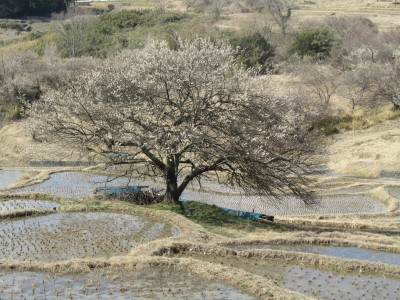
xmin=182 ymin=190 xmax=387 ymax=216
xmin=0 ymin=170 xmax=24 ymax=189
xmin=0 ymin=267 xmax=254 ymax=299
xmin=231 ymin=244 xmax=400 ymax=265
xmin=10 ymin=172 xmax=149 ymax=198
xmin=0 ymin=212 xmax=179 ymax=261
xmin=9 ymin=171 xmax=388 ymax=215
xmin=181 ymin=254 xmax=400 ymax=300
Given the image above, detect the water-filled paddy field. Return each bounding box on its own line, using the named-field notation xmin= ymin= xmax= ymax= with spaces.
xmin=0 ymin=170 xmax=28 ymax=189
xmin=0 ymin=199 xmax=60 ymax=211
xmin=0 ymin=212 xmax=179 ymax=261
xmin=0 ymin=267 xmax=254 ymax=300
xmin=10 ymin=172 xmax=150 ymax=198
xmin=183 ymin=190 xmax=387 ymax=216
xmin=8 ymin=171 xmax=390 ymax=216
xmin=180 ymin=254 xmax=400 ymax=300
xmin=1 ymin=169 xmax=399 ymax=299
xmin=231 ymin=244 xmax=400 ymax=265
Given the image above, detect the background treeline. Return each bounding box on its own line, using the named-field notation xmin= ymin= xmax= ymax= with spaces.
xmin=1 ymin=0 xmax=400 ymax=132
xmin=0 ymin=0 xmax=74 ymax=18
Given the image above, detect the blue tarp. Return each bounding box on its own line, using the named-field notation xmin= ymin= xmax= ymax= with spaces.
xmin=222 ymin=208 xmax=265 ymax=220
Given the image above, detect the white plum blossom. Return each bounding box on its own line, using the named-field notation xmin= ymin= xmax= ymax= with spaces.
xmin=29 ymin=38 xmax=316 ymax=203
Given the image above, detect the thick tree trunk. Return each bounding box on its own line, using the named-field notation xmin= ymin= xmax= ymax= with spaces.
xmin=164 ymin=167 xmax=182 ymax=204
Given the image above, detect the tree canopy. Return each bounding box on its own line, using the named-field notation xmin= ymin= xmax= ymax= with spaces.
xmin=230 ymin=32 xmax=275 ymax=74
xmin=291 ymin=28 xmax=334 ymax=59
xmin=0 ymin=0 xmax=73 ymax=18
xmin=29 ymin=38 xmax=316 ymax=203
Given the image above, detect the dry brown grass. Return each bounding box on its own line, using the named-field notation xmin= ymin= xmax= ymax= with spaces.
xmin=327 ymin=117 xmax=400 ymax=178
xmin=151 ymin=241 xmax=400 ymax=279
xmin=278 ymin=217 xmax=400 ymax=232
xmin=218 ymin=235 xmax=400 ymax=254
xmin=0 ymin=208 xmax=55 ymax=220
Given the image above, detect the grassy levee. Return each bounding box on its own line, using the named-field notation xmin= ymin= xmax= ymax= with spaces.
xmin=0 ymin=208 xmax=55 ymax=220
xmin=148 ymin=241 xmax=400 ymax=280
xmin=151 ymin=201 xmax=291 ymax=236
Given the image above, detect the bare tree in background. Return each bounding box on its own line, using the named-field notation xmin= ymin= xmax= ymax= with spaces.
xmin=29 ymin=38 xmax=317 ymax=204
xmin=300 ymin=63 xmax=342 ymax=109
xmin=373 ymin=48 xmax=400 ymax=110
xmin=53 ymin=10 xmax=96 ymax=58
xmin=262 ymin=0 xmax=293 ymax=35
xmin=209 ymin=0 xmax=227 ymax=19
xmin=343 ymin=61 xmax=381 ymax=110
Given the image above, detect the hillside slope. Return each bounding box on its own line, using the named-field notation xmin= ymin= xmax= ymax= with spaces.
xmin=328 ymin=118 xmax=400 ymax=177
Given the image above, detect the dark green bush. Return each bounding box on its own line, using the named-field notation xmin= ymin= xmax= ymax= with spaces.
xmin=0 ymin=0 xmax=72 ymax=18
xmin=291 ymin=28 xmax=334 ymax=59
xmin=229 ymin=32 xmax=275 ymax=73
xmin=99 ymin=9 xmax=189 ymax=30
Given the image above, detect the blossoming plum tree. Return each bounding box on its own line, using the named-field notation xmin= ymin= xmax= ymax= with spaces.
xmin=29 ymin=38 xmax=316 ymax=203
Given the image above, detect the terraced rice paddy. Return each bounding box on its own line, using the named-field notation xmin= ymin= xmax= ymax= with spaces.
xmin=0 ymin=170 xmax=24 ymax=189
xmin=0 ymin=212 xmax=179 ymax=261
xmin=182 ymin=190 xmax=387 ymax=216
xmin=231 ymin=244 xmax=400 ymax=265
xmin=0 ymin=199 xmax=60 ymax=211
xmin=387 ymin=186 xmax=400 ymax=201
xmin=318 ymin=184 xmax=380 ymax=195
xmin=10 ymin=172 xmax=150 ymax=198
xmin=2 ymin=168 xmax=399 ymax=299
xmin=0 ymin=267 xmax=254 ymax=300
xmin=181 ymin=254 xmax=400 ymax=300
xmin=7 ymin=171 xmax=390 ymax=215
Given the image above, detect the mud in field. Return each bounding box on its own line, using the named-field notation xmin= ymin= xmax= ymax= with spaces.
xmin=180 ymin=254 xmax=400 ymax=300
xmin=0 ymin=267 xmax=254 ymax=300
xmin=0 ymin=212 xmax=179 ymax=261
xmin=230 ymin=244 xmax=400 ymax=265
xmin=0 ymin=199 xmax=60 ymax=211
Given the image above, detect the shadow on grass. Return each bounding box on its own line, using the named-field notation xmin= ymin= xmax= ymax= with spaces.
xmin=150 ymin=201 xmax=291 ymax=233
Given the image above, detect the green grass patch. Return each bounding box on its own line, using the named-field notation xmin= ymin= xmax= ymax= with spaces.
xmin=151 ymin=201 xmax=288 ymax=234
xmin=99 ymin=9 xmax=189 ymax=30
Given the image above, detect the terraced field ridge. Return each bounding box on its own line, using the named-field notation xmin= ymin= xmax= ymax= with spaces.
xmin=180 ymin=253 xmax=400 ymax=300
xmin=0 ymin=199 xmax=59 ymax=211
xmin=0 ymin=267 xmax=254 ymax=299
xmin=0 ymin=212 xmax=179 ymax=261
xmin=231 ymin=244 xmax=400 ymax=265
